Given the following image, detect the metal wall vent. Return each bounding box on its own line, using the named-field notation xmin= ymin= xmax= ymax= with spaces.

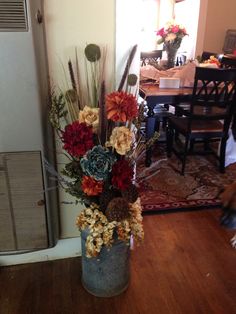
xmin=0 ymin=0 xmax=28 ymax=32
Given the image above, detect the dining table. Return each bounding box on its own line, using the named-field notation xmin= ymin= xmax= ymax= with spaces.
xmin=139 ymin=82 xmax=236 ymax=167
xmin=139 ymin=82 xmax=193 ymax=166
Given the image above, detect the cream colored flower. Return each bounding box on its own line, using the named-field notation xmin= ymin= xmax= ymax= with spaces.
xmin=129 ymin=198 xmax=144 ymax=243
xmin=166 ymin=20 xmax=174 ymax=28
xmin=117 ymin=220 xmax=131 ymax=242
xmin=165 ymin=33 xmax=177 ymax=42
xmin=79 ymin=105 xmax=99 ymax=130
xmin=106 ymin=126 xmax=133 ymax=155
xmin=76 ymin=201 xmax=143 ymax=257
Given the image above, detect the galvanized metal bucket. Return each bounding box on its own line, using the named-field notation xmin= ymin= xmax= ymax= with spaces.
xmin=81 ymin=228 xmax=130 ymax=297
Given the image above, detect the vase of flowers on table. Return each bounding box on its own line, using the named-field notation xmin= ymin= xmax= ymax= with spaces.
xmin=48 ymin=44 xmax=159 ymax=297
xmin=156 ymin=21 xmax=188 ymax=69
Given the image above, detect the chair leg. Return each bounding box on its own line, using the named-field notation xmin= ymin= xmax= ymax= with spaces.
xmin=181 ymin=136 xmax=189 ymax=175
xmin=204 ymin=139 xmax=210 ymax=151
xmin=189 ymin=139 xmax=195 ymax=152
xmin=166 ymin=123 xmax=174 ymax=157
xmin=162 ymin=117 xmax=167 ymax=131
xmin=219 ymin=138 xmax=227 ymax=173
xmin=155 ymin=117 xmax=161 ymax=132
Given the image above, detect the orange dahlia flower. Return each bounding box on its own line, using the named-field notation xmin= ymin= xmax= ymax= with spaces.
xmin=81 ymin=176 xmax=104 ymax=196
xmin=106 ymin=91 xmax=138 ymax=122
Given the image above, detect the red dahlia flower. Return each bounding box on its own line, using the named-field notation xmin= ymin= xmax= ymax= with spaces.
xmin=112 ymin=159 xmax=134 ymax=190
xmin=81 ymin=176 xmax=104 ymax=196
xmin=62 ymin=121 xmax=93 ymax=157
xmin=106 ymin=91 xmax=138 ymax=122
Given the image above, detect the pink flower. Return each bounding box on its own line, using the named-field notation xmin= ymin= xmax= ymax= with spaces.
xmin=156 ymin=27 xmax=165 ymax=37
xmin=171 ymin=25 xmax=179 ymax=33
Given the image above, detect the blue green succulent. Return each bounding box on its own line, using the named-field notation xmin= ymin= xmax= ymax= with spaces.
xmin=80 ymin=145 xmax=117 ymax=181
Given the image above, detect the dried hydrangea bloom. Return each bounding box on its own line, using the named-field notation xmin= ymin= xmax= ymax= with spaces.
xmin=129 ymin=198 xmax=144 ymax=243
xmin=76 ymin=198 xmax=144 ymax=257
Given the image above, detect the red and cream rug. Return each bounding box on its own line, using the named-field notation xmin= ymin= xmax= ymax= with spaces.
xmin=136 ymin=144 xmax=236 ymax=213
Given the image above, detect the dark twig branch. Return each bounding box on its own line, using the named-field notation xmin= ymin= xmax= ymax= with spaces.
xmin=118 ymin=44 xmax=137 ymax=92
xmin=98 ymin=80 xmax=107 ymax=146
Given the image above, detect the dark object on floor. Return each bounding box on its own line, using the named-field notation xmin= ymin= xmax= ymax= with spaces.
xmin=219 ymin=182 xmax=236 ymax=229
xmin=166 ymin=67 xmax=236 ymax=175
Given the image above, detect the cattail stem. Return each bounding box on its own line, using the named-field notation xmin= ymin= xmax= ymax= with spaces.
xmin=118 ymin=45 xmax=137 ymax=92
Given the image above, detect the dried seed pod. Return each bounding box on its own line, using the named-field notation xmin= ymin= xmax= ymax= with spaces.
xmin=105 ymin=197 xmax=130 ymax=222
xmin=84 ymin=44 xmax=101 ymax=62
xmin=127 ymin=74 xmax=138 ymax=86
xmin=122 ymin=184 xmax=139 ymax=203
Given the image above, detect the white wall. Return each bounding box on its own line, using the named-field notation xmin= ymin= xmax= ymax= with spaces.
xmin=139 ymin=0 xmax=159 ymax=52
xmin=115 ymin=0 xmax=142 ymax=89
xmin=44 ymin=0 xmax=116 ymax=238
xmin=159 ymin=0 xmax=174 ymax=27
xmin=44 ymin=0 xmax=116 ymax=90
xmin=174 ymin=0 xmax=200 ymax=60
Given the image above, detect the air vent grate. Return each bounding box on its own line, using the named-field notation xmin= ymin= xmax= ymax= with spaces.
xmin=0 ymin=0 xmax=28 ymax=32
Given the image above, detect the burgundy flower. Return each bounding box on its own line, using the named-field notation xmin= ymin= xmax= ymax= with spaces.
xmin=112 ymin=159 xmax=134 ymax=191
xmin=62 ymin=121 xmax=94 ymax=157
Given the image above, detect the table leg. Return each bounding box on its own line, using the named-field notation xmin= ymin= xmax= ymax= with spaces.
xmin=231 ymin=112 xmax=236 ymax=140
xmin=145 ymin=116 xmax=156 ymax=166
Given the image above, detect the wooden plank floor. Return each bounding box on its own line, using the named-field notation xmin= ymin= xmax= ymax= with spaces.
xmin=1 ymin=208 xmax=236 ymax=314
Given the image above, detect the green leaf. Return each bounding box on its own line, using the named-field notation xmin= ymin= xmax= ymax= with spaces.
xmin=157 ymin=38 xmax=164 ymax=45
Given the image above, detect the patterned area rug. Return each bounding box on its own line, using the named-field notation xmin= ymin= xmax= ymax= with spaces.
xmin=136 ymin=144 xmax=236 ymax=212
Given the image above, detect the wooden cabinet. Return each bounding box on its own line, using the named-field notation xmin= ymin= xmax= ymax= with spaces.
xmin=0 ymin=151 xmax=48 ymax=251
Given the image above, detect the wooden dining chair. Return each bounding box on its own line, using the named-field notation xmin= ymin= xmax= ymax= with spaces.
xmin=140 ymin=50 xmax=163 ymax=67
xmin=220 ymin=55 xmax=236 ymax=69
xmin=140 ymin=49 xmax=172 ymax=133
xmin=166 ymin=67 xmax=236 ymax=175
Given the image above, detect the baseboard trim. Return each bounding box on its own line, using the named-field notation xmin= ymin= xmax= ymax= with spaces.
xmin=0 ymin=237 xmax=81 ymax=266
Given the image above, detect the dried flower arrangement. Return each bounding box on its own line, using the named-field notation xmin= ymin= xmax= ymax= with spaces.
xmin=49 ymin=44 xmax=158 ymax=257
